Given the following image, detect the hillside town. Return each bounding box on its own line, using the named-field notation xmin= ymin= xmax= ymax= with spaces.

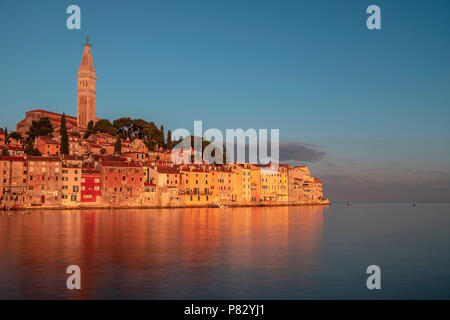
xmin=0 ymin=38 xmax=328 ymax=210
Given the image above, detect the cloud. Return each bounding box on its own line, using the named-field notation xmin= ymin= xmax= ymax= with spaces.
xmin=319 ymin=174 xmax=450 ymax=202
xmin=227 ymin=140 xmax=326 ymax=164
xmin=279 ymin=142 xmax=326 ymax=163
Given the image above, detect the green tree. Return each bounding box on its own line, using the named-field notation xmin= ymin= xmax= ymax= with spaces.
xmin=25 ymin=117 xmax=53 ymax=156
xmin=94 ymin=119 xmax=116 ymax=136
xmin=113 ymin=117 xmax=132 ymax=138
xmin=60 ymin=113 xmax=69 ymax=155
xmin=114 ymin=136 xmax=122 ymax=154
xmin=27 ymin=117 xmax=53 ymax=138
xmin=84 ymin=120 xmax=95 ymax=139
xmin=8 ymin=131 xmax=22 ymax=141
xmin=167 ymin=130 xmax=173 ymax=149
xmin=145 ymin=139 xmax=156 ymax=151
xmin=160 ymin=125 xmax=165 ymax=149
xmin=1 ymin=149 xmax=9 ymax=156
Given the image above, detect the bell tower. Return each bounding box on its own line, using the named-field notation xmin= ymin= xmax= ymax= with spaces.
xmin=77 ymin=37 xmax=97 ymax=129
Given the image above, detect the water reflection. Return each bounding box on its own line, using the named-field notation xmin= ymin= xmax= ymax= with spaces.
xmin=0 ymin=206 xmax=324 ymax=299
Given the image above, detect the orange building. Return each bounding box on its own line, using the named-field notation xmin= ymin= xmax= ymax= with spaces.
xmin=0 ymin=130 xmax=5 ymax=146
xmin=0 ymin=156 xmax=27 ymax=209
xmin=100 ymin=161 xmax=144 ymax=206
xmin=36 ymin=136 xmax=61 ymax=156
xmin=16 ymin=109 xmax=77 ymax=137
xmin=26 ymin=156 xmax=62 ymax=206
xmin=180 ymin=167 xmax=212 ymax=205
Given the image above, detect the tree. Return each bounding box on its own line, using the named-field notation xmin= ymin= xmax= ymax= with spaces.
xmin=8 ymin=131 xmax=22 ymax=141
xmin=1 ymin=149 xmax=9 ymax=156
xmin=27 ymin=117 xmax=53 ymax=138
xmin=160 ymin=125 xmax=165 ymax=149
xmin=114 ymin=136 xmax=122 ymax=154
xmin=167 ymin=130 xmax=173 ymax=149
xmin=94 ymin=119 xmax=116 ymax=136
xmin=25 ymin=117 xmax=53 ymax=156
xmin=113 ymin=117 xmax=133 ymax=138
xmin=145 ymin=139 xmax=156 ymax=151
xmin=60 ymin=113 xmax=69 ymax=155
xmin=84 ymin=120 xmax=95 ymax=139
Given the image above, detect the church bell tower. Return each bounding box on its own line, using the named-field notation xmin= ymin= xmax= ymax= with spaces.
xmin=77 ymin=37 xmax=97 ymax=129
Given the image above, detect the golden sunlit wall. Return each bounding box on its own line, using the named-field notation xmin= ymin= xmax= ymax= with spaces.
xmin=182 ymin=169 xmax=212 ymax=205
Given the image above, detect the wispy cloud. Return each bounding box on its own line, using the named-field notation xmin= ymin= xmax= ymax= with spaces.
xmin=279 ymin=142 xmax=326 ymax=163
xmin=319 ymin=173 xmax=450 ymax=202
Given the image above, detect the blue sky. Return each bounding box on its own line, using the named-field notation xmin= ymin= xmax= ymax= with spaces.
xmin=1 ymin=0 xmax=449 ymax=201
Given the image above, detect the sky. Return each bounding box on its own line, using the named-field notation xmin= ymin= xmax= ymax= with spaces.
xmin=1 ymin=0 xmax=449 ymax=202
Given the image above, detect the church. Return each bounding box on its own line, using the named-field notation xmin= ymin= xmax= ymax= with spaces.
xmin=16 ymin=38 xmax=98 ymax=136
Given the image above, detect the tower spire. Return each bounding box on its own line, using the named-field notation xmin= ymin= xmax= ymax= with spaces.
xmin=77 ymin=37 xmax=97 ymax=129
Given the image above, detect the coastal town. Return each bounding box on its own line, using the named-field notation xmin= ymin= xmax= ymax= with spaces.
xmin=0 ymin=38 xmax=328 ymax=210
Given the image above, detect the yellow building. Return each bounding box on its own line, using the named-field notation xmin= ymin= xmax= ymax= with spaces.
xmin=181 ymin=167 xmax=212 ymax=205
xmin=228 ymin=163 xmax=252 ymax=204
xmin=278 ymin=164 xmax=289 ymax=202
xmin=249 ymin=164 xmax=262 ymax=202
xmin=259 ymin=163 xmax=288 ymax=202
xmin=288 ymin=165 xmax=311 ymax=203
xmin=302 ymin=176 xmax=324 ymax=203
xmin=61 ymin=155 xmax=83 ymax=206
xmin=61 ymin=164 xmax=81 ymax=206
xmin=210 ymin=166 xmax=233 ymax=204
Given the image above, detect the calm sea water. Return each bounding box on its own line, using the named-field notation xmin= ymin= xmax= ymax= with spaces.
xmin=0 ymin=203 xmax=449 ymax=299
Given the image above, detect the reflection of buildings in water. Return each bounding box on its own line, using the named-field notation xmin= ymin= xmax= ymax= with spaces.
xmin=0 ymin=206 xmax=325 ymax=298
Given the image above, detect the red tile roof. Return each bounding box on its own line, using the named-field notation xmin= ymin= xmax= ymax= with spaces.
xmin=100 ymin=161 xmax=142 ymax=168
xmin=0 ymin=156 xmax=26 ymax=161
xmin=27 ymin=156 xmax=61 ymax=162
xmin=156 ymin=167 xmax=179 ymax=174
xmin=0 ymin=145 xmax=23 ymax=151
xmin=26 ymin=109 xmax=77 ymax=120
xmin=82 ymin=169 xmax=101 ymax=175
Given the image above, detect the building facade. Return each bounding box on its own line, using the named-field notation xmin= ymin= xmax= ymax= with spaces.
xmin=0 ymin=156 xmax=27 ymax=209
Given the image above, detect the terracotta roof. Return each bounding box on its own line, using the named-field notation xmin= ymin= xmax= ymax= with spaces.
xmin=82 ymin=169 xmax=101 ymax=175
xmin=38 ymin=137 xmax=59 ymax=145
xmin=27 ymin=156 xmax=61 ymax=162
xmin=0 ymin=145 xmax=23 ymax=151
xmin=0 ymin=156 xmax=26 ymax=161
xmin=144 ymin=182 xmax=157 ymax=186
xmin=156 ymin=167 xmax=179 ymax=174
xmin=26 ymin=109 xmax=77 ymax=120
xmin=100 ymin=161 xmax=142 ymax=168
xmin=122 ymin=151 xmax=146 ymax=155
xmin=61 ymin=154 xmax=83 ymax=161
